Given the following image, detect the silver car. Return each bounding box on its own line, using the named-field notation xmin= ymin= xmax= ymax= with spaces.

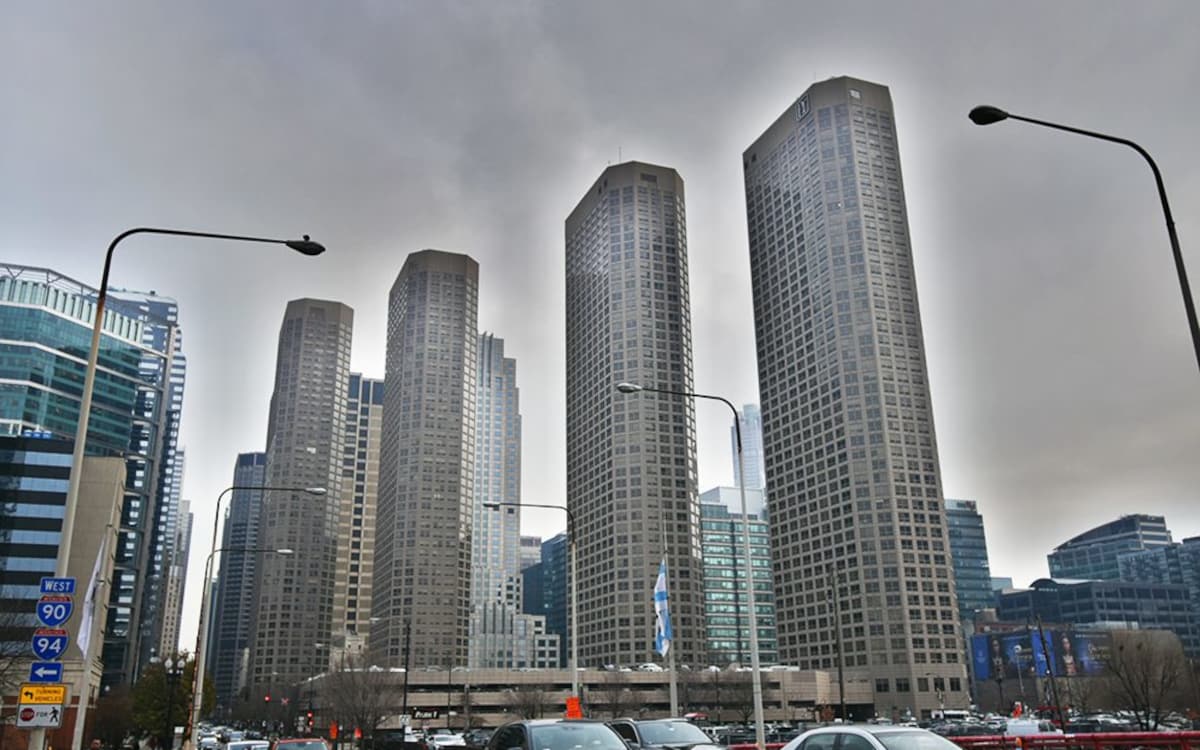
xmin=781 ymin=726 xmax=964 ymax=750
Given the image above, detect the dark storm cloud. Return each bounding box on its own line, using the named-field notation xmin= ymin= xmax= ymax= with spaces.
xmin=2 ymin=1 xmax=1197 ymax=647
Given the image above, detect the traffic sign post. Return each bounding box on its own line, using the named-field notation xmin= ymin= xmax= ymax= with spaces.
xmin=31 ymin=629 xmax=69 ymax=660
xmin=20 ymin=684 xmax=68 ymax=705
xmin=29 ymin=662 xmax=65 ymax=683
xmin=35 ymin=595 xmax=74 ymax=628
xmin=17 ymin=704 xmax=64 ymax=729
xmin=39 ymin=577 xmax=77 ymax=595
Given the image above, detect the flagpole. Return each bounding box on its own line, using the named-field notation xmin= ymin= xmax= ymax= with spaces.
xmin=661 ymin=523 xmax=678 ymax=717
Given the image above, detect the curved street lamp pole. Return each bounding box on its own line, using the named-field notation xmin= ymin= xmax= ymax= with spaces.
xmin=482 ymin=500 xmax=578 ymax=700
xmin=615 ymin=382 xmax=765 ymax=750
xmin=969 ymin=105 xmax=1199 ymax=373
xmin=43 ymin=227 xmax=322 ymax=750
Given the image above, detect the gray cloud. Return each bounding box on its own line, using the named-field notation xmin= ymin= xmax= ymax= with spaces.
xmin=3 ymin=0 xmax=1198 ymax=651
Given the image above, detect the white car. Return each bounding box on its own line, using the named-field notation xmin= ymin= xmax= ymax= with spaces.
xmin=227 ymin=742 xmax=270 ymax=750
xmin=781 ymin=725 xmax=964 ymax=750
xmin=428 ymin=733 xmax=467 ymax=748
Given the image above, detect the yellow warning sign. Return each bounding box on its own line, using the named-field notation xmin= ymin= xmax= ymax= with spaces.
xmin=19 ymin=683 xmax=67 ymax=705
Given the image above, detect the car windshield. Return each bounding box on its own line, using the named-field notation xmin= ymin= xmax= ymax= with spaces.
xmin=530 ymin=724 xmax=627 ymax=750
xmin=875 ymin=732 xmax=962 ymax=750
xmin=639 ymin=722 xmax=713 ymax=745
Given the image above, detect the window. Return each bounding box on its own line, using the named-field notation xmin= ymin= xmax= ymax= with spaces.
xmin=840 ymin=735 xmax=875 ymax=750
xmin=800 ymin=734 xmax=839 ymax=750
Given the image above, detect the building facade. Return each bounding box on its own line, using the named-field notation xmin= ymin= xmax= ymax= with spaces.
xmin=1048 ymin=514 xmax=1173 ymax=581
xmin=250 ymin=299 xmax=354 ymax=692
xmin=698 ymin=488 xmax=778 ymax=666
xmin=732 ymin=404 xmax=767 ymax=492
xmin=944 ymin=499 xmax=994 ymax=625
xmin=210 ymin=452 xmax=267 ymax=713
xmin=566 ymin=161 xmax=705 ymax=668
xmin=743 ymin=77 xmax=966 ymax=713
xmin=0 ymin=264 xmax=182 ymax=688
xmin=470 ymin=334 xmax=525 ymax=668
xmin=996 ymin=577 xmax=1197 ymax=656
xmin=1118 ymin=537 xmax=1200 ymax=657
xmin=372 ymin=250 xmax=478 ymax=669
xmin=522 ymin=532 xmax=569 ymax=668
xmin=157 ymin=498 xmax=192 ymax=657
xmin=330 ymin=374 xmax=382 ymax=665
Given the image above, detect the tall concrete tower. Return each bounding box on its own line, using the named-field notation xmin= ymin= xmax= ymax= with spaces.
xmin=469 ymin=333 xmax=524 ymax=668
xmin=330 ymin=374 xmax=383 ymax=663
xmin=744 ymin=77 xmax=966 ymax=714
xmin=250 ymin=299 xmax=354 ymax=692
xmin=372 ymin=250 xmax=478 ymax=668
xmin=566 ymin=161 xmax=704 ymax=668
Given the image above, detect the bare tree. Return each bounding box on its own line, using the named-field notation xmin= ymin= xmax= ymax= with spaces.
xmin=677 ymin=669 xmax=701 ymax=716
xmin=1101 ymin=631 xmax=1186 ymax=730
xmin=723 ymin=672 xmax=755 ymax=724
xmin=504 ymin=684 xmax=551 ymax=719
xmin=597 ymin=671 xmax=634 ymax=719
xmin=323 ymin=655 xmax=398 ymax=741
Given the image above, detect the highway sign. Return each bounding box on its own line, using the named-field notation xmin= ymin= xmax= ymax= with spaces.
xmin=19 ymin=683 xmax=67 ymax=705
xmin=39 ymin=577 xmax=76 ymax=595
xmin=31 ymin=629 xmax=69 ymax=660
xmin=35 ymin=596 xmax=73 ymax=628
xmin=17 ymin=704 xmax=64 ymax=729
xmin=29 ymin=662 xmax=64 ymax=683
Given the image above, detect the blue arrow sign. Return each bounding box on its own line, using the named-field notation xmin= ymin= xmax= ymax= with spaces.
xmin=31 ymin=629 xmax=69 ymax=660
xmin=39 ymin=577 xmax=76 ymax=595
xmin=28 ymin=662 xmax=63 ymax=683
xmin=35 ymin=596 xmax=72 ymax=628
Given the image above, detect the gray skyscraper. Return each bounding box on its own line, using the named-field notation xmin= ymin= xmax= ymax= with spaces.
xmin=250 ymin=299 xmax=353 ymax=691
xmin=744 ymin=77 xmax=966 ymax=714
xmin=210 ymin=452 xmax=267 ymax=713
xmin=732 ymin=404 xmax=767 ymax=492
xmin=331 ymin=375 xmax=383 ymax=663
xmin=470 ymin=334 xmax=523 ymax=668
xmin=158 ymin=498 xmax=193 ymax=657
xmin=566 ymin=161 xmax=704 ymax=667
xmin=372 ymin=250 xmax=478 ymax=669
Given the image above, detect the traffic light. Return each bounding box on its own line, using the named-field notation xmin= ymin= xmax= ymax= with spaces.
xmin=306 ymin=711 xmax=314 ymax=728
xmin=264 ymin=694 xmax=271 ymax=703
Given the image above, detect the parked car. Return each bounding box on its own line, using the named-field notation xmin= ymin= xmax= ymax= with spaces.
xmin=610 ymin=719 xmax=724 ymax=750
xmin=780 ymin=726 xmax=964 ymax=750
xmin=487 ymin=720 xmax=628 ymax=750
xmin=228 ymin=742 xmax=271 ymax=750
xmin=274 ymin=739 xmax=331 ymax=750
xmin=463 ymin=729 xmax=495 ymax=749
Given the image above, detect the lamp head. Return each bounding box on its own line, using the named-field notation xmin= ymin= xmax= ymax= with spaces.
xmin=285 ymin=235 xmax=326 ymax=256
xmin=304 ymin=487 xmax=328 ymax=495
xmin=616 ymin=382 xmax=643 ymax=394
xmin=969 ymin=105 xmax=1009 ymax=126
xmin=276 ymin=548 xmax=295 ymax=555
xmin=482 ymin=501 xmax=500 ymax=510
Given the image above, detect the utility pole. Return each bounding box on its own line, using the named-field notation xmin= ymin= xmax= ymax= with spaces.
xmin=401 ymin=620 xmax=412 ymax=726
xmin=1035 ymin=616 xmax=1066 ymax=728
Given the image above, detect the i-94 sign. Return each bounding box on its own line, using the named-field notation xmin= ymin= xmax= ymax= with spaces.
xmin=31 ymin=629 xmax=69 ymax=660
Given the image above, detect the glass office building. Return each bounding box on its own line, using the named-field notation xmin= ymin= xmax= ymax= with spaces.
xmin=698 ymin=489 xmax=778 ymax=665
xmin=0 ymin=264 xmax=180 ymax=687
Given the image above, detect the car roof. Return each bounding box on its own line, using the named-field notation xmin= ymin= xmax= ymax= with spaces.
xmin=807 ymin=727 xmax=932 ymax=737
xmin=506 ymin=719 xmax=611 ymax=727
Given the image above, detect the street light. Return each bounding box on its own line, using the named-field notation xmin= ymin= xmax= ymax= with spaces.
xmin=969 ymin=105 xmax=1200 ymax=372
xmin=42 ymin=227 xmax=323 ymax=750
xmin=615 ymin=382 xmax=765 ymax=750
xmin=188 ymin=485 xmax=324 ymax=750
xmin=481 ymin=500 xmax=579 ymax=701
xmin=164 ymin=657 xmax=184 ymax=750
xmin=189 ymin=544 xmax=296 ymax=749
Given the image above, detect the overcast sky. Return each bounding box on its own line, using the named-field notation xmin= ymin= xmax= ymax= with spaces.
xmin=4 ymin=1 xmax=1198 ymax=655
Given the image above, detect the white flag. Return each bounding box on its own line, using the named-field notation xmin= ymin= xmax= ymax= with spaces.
xmin=77 ymin=534 xmax=107 ymax=660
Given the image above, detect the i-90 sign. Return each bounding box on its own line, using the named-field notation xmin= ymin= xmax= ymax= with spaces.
xmin=35 ymin=596 xmax=73 ymax=628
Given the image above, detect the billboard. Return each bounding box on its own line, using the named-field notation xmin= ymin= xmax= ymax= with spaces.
xmin=972 ymin=629 xmax=1109 ymax=680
